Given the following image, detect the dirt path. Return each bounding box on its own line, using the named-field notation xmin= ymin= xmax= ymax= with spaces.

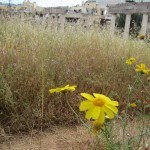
xmin=0 ymin=126 xmax=92 ymax=150
xmin=1 ymin=119 xmax=149 ymax=150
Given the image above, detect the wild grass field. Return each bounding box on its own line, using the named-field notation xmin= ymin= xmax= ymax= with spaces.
xmin=0 ymin=20 xmax=150 ymax=149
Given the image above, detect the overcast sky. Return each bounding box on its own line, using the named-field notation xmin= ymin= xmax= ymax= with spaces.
xmin=0 ymin=0 xmax=86 ymax=7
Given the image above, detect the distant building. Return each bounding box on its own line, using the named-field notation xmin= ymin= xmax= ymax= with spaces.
xmin=43 ymin=7 xmax=68 ymax=14
xmin=96 ymin=0 xmax=120 ymax=6
xmin=96 ymin=0 xmax=150 ymax=6
xmin=0 ymin=0 xmax=44 ymax=13
xmin=23 ymin=0 xmax=44 ymax=12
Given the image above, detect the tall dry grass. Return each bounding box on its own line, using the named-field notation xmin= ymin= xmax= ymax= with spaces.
xmin=0 ymin=20 xmax=149 ymax=133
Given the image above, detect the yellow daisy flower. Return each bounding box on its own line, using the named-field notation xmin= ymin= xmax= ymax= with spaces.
xmin=79 ymin=93 xmax=119 ymax=124
xmin=135 ymin=64 xmax=150 ymax=74
xmin=130 ymin=103 xmax=137 ymax=108
xmin=49 ymin=84 xmax=77 ymax=94
xmin=126 ymin=57 xmax=136 ymax=65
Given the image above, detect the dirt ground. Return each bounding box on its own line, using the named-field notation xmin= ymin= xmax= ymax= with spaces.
xmin=0 ymin=126 xmax=93 ymax=150
xmin=0 ymin=119 xmax=149 ymax=150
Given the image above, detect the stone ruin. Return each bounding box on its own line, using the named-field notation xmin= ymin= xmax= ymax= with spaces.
xmin=1 ymin=2 xmax=150 ymax=38
xmin=0 ymin=6 xmax=101 ymax=32
xmin=108 ymin=2 xmax=150 ymax=38
xmin=0 ymin=0 xmax=105 ymax=32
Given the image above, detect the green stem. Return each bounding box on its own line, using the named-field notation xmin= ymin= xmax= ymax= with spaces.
xmin=122 ymin=77 xmax=138 ymax=149
xmin=105 ymin=124 xmax=114 ymax=149
xmin=136 ymin=74 xmax=150 ymax=96
xmin=40 ymin=61 xmax=44 ymax=132
xmin=137 ymin=107 xmax=146 ymax=149
xmin=122 ymin=86 xmax=131 ymax=149
xmin=65 ymin=95 xmax=91 ymax=131
xmin=144 ymin=39 xmax=150 ymax=49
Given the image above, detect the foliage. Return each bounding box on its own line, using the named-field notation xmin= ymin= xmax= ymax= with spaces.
xmin=0 ymin=20 xmax=149 ymax=134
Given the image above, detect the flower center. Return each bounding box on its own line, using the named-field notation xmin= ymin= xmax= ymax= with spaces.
xmin=93 ymin=98 xmax=105 ymax=107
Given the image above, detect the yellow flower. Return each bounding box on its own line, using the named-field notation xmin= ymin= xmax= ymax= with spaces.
xmin=135 ymin=64 xmax=150 ymax=74
xmin=79 ymin=93 xmax=119 ymax=124
xmin=49 ymin=84 xmax=77 ymax=94
xmin=126 ymin=57 xmax=136 ymax=65
xmin=130 ymin=103 xmax=137 ymax=108
xmin=62 ymin=85 xmax=77 ymax=92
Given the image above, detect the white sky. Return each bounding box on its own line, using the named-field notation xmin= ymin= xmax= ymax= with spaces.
xmin=0 ymin=0 xmax=86 ymax=7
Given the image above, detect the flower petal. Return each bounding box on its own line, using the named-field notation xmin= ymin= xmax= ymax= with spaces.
xmin=105 ymin=104 xmax=118 ymax=114
xmin=49 ymin=89 xmax=56 ymax=93
xmin=93 ymin=93 xmax=110 ymax=101
xmin=49 ymin=88 xmax=61 ymax=93
xmin=97 ymin=108 xmax=105 ymax=124
xmin=85 ymin=107 xmax=94 ymax=120
xmin=103 ymin=106 xmax=115 ymax=119
xmin=91 ymin=107 xmax=101 ymax=120
xmin=79 ymin=101 xmax=93 ymax=111
xmin=80 ymin=93 xmax=94 ymax=101
xmin=107 ymin=100 xmax=119 ymax=106
xmin=141 ymin=64 xmax=145 ymax=68
xmin=65 ymin=85 xmax=69 ymax=88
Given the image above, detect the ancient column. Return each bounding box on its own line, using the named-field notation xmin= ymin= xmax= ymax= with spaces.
xmin=60 ymin=14 xmax=65 ymax=32
xmin=0 ymin=11 xmax=3 ymax=20
xmin=54 ymin=15 xmax=58 ymax=32
xmin=20 ymin=12 xmax=24 ymax=22
xmin=140 ymin=13 xmax=148 ymax=35
xmin=57 ymin=15 xmax=61 ymax=31
xmin=123 ymin=14 xmax=131 ymax=39
xmin=51 ymin=14 xmax=57 ymax=32
xmin=110 ymin=14 xmax=116 ymax=35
